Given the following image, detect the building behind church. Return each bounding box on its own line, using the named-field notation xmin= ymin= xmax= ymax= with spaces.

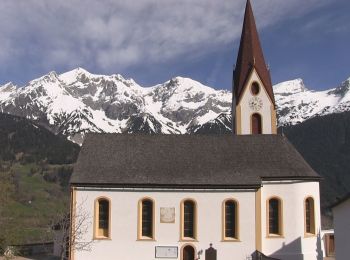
xmin=69 ymin=1 xmax=323 ymax=260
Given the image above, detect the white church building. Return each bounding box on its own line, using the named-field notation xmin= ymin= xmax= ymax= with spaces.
xmin=69 ymin=1 xmax=323 ymax=260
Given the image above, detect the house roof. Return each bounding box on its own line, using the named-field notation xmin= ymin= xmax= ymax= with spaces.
xmin=233 ymin=0 xmax=275 ymax=105
xmin=70 ymin=134 xmax=320 ymax=188
xmin=331 ymin=193 xmax=350 ymax=208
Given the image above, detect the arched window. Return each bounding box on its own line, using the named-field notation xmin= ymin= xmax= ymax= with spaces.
xmin=138 ymin=198 xmax=155 ymax=240
xmin=268 ymin=197 xmax=282 ymax=236
xmin=222 ymin=199 xmax=239 ymax=240
xmin=181 ymin=244 xmax=195 ymax=260
xmin=251 ymin=113 xmax=262 ymax=134
xmin=305 ymin=197 xmax=315 ymax=235
xmin=181 ymin=199 xmax=197 ymax=240
xmin=94 ymin=197 xmax=110 ymax=239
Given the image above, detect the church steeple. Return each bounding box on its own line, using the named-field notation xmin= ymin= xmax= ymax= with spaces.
xmin=233 ymin=0 xmax=277 ymax=135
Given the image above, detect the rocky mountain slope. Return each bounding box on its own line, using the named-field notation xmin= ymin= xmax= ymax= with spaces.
xmin=274 ymin=78 xmax=350 ymax=125
xmin=0 ymin=68 xmax=349 ymax=143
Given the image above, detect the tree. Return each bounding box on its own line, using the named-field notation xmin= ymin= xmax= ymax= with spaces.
xmin=49 ymin=198 xmax=93 ymax=260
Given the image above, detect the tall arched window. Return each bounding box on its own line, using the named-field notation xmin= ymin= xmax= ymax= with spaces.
xmin=251 ymin=113 xmax=262 ymax=134
xmin=305 ymin=197 xmax=316 ymax=235
xmin=94 ymin=197 xmax=111 ymax=239
xmin=181 ymin=244 xmax=196 ymax=260
xmin=138 ymin=198 xmax=155 ymax=240
xmin=181 ymin=199 xmax=197 ymax=240
xmin=222 ymin=199 xmax=239 ymax=240
xmin=268 ymin=197 xmax=283 ymax=236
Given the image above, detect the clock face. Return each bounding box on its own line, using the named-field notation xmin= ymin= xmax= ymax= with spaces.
xmin=249 ymin=97 xmax=263 ymax=111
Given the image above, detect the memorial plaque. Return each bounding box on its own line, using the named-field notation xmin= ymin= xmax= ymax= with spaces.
xmin=155 ymin=246 xmax=178 ymax=258
xmin=160 ymin=207 xmax=175 ymax=223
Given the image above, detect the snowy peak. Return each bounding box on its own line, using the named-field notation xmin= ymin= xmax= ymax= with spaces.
xmin=273 ymin=79 xmax=308 ymax=95
xmin=0 ymin=82 xmax=17 ymax=92
xmin=275 ymin=77 xmax=350 ymax=126
xmin=0 ymin=82 xmax=17 ymax=100
xmin=1 ymin=67 xmax=350 ymax=144
xmin=29 ymin=71 xmax=60 ymax=85
xmin=59 ymin=67 xmax=93 ymax=85
xmin=328 ymin=78 xmax=350 ymax=100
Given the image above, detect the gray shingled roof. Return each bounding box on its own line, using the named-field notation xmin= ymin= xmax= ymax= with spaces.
xmin=70 ymin=134 xmax=320 ymax=188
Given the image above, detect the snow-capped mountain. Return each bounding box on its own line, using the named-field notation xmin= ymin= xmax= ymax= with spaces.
xmin=274 ymin=78 xmax=350 ymax=126
xmin=0 ymin=68 xmax=231 ymax=143
xmin=0 ymin=68 xmax=349 ymax=144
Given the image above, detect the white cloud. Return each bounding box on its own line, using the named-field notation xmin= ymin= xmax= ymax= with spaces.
xmin=0 ymin=0 xmax=331 ymax=73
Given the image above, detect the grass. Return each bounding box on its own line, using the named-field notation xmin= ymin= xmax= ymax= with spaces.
xmin=1 ymin=162 xmax=70 ymax=245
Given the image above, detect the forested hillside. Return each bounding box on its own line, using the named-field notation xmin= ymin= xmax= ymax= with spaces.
xmin=0 ymin=113 xmax=80 ymax=251
xmin=0 ymin=113 xmax=80 ymax=164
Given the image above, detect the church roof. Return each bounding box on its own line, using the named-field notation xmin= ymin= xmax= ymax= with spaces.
xmin=70 ymin=134 xmax=320 ymax=188
xmin=233 ymin=0 xmax=275 ymax=105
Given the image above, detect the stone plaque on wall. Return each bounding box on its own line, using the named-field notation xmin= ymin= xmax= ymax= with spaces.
xmin=155 ymin=246 xmax=178 ymax=258
xmin=160 ymin=207 xmax=175 ymax=223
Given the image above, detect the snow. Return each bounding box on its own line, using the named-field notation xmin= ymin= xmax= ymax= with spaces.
xmin=1 ymin=67 xmax=350 ymax=143
xmin=0 ymin=82 xmax=17 ymax=100
xmin=274 ymin=79 xmax=345 ymax=125
xmin=59 ymin=67 xmax=93 ymax=85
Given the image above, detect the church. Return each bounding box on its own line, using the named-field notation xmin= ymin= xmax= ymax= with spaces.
xmin=69 ymin=1 xmax=322 ymax=260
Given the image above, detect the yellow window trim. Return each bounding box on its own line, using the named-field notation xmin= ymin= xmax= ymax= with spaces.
xmin=266 ymin=196 xmax=284 ymax=238
xmin=180 ymin=198 xmax=198 ymax=241
xmin=221 ymin=198 xmax=240 ymax=241
xmin=137 ymin=197 xmax=156 ymax=241
xmin=93 ymin=196 xmax=112 ymax=240
xmin=304 ymin=196 xmax=316 ymax=237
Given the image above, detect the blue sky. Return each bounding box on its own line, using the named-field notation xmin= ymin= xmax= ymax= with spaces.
xmin=0 ymin=0 xmax=349 ymax=91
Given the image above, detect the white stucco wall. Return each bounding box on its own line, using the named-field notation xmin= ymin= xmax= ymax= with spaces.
xmin=260 ymin=181 xmax=322 ymax=260
xmin=333 ymin=197 xmax=350 ymax=260
xmin=73 ymin=189 xmax=256 ymax=260
xmin=71 ymin=181 xmax=321 ymax=260
xmin=237 ymin=69 xmax=274 ymax=135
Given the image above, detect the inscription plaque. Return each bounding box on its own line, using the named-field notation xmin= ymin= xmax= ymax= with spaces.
xmin=155 ymin=246 xmax=178 ymax=258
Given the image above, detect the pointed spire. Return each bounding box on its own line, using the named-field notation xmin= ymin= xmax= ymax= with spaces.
xmin=233 ymin=0 xmax=275 ymax=105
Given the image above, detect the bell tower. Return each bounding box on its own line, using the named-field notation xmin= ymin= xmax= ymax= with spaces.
xmin=233 ymin=0 xmax=277 ymax=135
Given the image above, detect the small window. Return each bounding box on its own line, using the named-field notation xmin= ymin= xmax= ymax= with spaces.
xmin=223 ymin=199 xmax=239 ymax=240
xmin=268 ymin=197 xmax=282 ymax=236
xmin=251 ymin=82 xmax=260 ymax=95
xmin=305 ymin=197 xmax=315 ymax=235
xmin=94 ymin=198 xmax=110 ymax=239
xmin=325 ymin=234 xmax=335 ymax=257
xmin=181 ymin=199 xmax=197 ymax=240
xmin=138 ymin=198 xmax=154 ymax=240
xmin=251 ymin=113 xmax=262 ymax=134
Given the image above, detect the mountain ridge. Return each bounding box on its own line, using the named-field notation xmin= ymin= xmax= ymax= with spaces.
xmin=1 ymin=68 xmax=349 ymax=143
